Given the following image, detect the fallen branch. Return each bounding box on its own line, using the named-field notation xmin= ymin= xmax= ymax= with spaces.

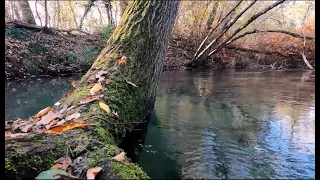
xmin=228 ymin=29 xmax=314 ymax=45
xmin=301 ymin=6 xmax=314 ymax=70
xmin=224 ymin=45 xmax=292 ymax=58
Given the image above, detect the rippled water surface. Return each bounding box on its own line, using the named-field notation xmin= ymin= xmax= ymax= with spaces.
xmin=5 ymin=70 xmax=315 ymax=179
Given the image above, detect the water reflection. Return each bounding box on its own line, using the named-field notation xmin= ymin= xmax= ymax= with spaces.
xmin=4 ymin=70 xmax=315 ymax=179
xmin=137 ymin=69 xmax=314 ymax=179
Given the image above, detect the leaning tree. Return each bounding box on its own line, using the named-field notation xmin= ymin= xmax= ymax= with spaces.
xmin=5 ymin=1 xmax=180 ymax=179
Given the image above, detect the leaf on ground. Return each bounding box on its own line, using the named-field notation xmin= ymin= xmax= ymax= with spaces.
xmin=71 ymin=81 xmax=77 ymax=88
xmin=45 ymin=119 xmax=58 ymax=130
xmin=59 ymin=105 xmax=68 ymax=114
xmin=99 ymin=102 xmax=110 ymax=114
xmin=45 ymin=122 xmax=90 ymax=134
xmin=112 ymin=110 xmax=119 ymax=117
xmin=78 ymin=96 xmax=100 ymax=105
xmin=126 ymin=81 xmax=138 ymax=87
xmin=51 ymin=163 xmax=64 ymax=170
xmin=36 ymin=111 xmax=63 ymax=126
xmin=90 ymin=83 xmax=102 ymax=95
xmin=35 ymin=169 xmax=68 ymax=179
xmin=11 ymin=120 xmax=30 ymax=131
xmin=32 ymin=126 xmax=45 ymax=134
xmin=112 ymin=152 xmax=126 ymax=162
xmin=54 ymin=156 xmax=72 ymax=170
xmin=86 ymin=167 xmax=103 ymax=180
xmin=34 ymin=107 xmax=51 ymax=119
xmin=5 ymin=132 xmax=29 ymax=138
xmin=54 ymin=102 xmax=61 ymax=107
xmin=20 ymin=123 xmax=34 ymax=133
xmin=105 ymin=79 xmax=113 ymax=85
xmin=117 ymin=56 xmax=127 ymax=65
xmin=65 ymin=106 xmax=75 ymax=113
xmin=66 ymin=113 xmax=81 ymax=121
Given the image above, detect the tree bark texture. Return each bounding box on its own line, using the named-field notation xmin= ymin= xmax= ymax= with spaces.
xmin=5 ymin=1 xmax=179 ymax=179
xmin=18 ymin=1 xmax=36 ymax=25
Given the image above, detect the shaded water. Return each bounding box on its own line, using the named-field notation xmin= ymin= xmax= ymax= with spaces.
xmin=5 ymin=70 xmax=315 ymax=179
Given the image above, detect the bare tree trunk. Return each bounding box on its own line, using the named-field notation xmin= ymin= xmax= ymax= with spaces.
xmin=194 ymin=0 xmax=242 ymax=59
xmin=187 ymin=0 xmax=286 ymax=67
xmin=18 ymin=1 xmax=36 ymax=25
xmin=79 ymin=0 xmax=96 ymax=29
xmin=69 ymin=0 xmax=78 ymax=28
xmin=35 ymin=0 xmax=42 ymax=26
xmin=192 ymin=0 xmax=256 ymax=63
xmin=104 ymin=0 xmax=114 ymax=26
xmin=206 ymin=1 xmax=218 ymax=30
xmin=207 ymin=0 xmax=286 ymax=57
xmin=5 ymin=1 xmax=180 ymax=179
xmin=119 ymin=0 xmax=128 ymax=16
xmin=44 ymin=0 xmax=48 ymax=28
xmin=13 ymin=2 xmax=21 ymax=21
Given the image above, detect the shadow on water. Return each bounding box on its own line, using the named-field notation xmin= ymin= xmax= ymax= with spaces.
xmin=119 ymin=111 xmax=182 ymax=179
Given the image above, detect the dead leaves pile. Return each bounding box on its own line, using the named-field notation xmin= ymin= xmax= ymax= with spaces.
xmin=5 ymin=105 xmax=90 ymax=139
xmin=36 ymin=152 xmax=126 ymax=179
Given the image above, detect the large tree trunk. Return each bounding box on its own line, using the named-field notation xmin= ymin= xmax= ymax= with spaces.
xmin=5 ymin=1 xmax=179 ymax=179
xmin=18 ymin=1 xmax=36 ymax=25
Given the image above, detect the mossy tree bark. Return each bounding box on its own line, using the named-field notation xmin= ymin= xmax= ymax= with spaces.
xmin=18 ymin=1 xmax=36 ymax=25
xmin=5 ymin=1 xmax=179 ymax=179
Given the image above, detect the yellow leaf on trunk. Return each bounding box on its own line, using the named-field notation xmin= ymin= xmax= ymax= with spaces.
xmin=90 ymin=83 xmax=102 ymax=95
xmin=99 ymin=102 xmax=110 ymax=114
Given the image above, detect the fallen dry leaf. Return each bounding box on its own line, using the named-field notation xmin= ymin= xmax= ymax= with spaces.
xmin=126 ymin=81 xmax=138 ymax=87
xmin=105 ymin=79 xmax=113 ymax=85
xmin=66 ymin=113 xmax=81 ymax=121
xmin=112 ymin=110 xmax=119 ymax=117
xmin=45 ymin=120 xmax=58 ymax=130
xmin=5 ymin=132 xmax=29 ymax=138
xmin=54 ymin=102 xmax=61 ymax=107
xmin=34 ymin=107 xmax=51 ymax=119
xmin=86 ymin=167 xmax=103 ymax=180
xmin=99 ymin=102 xmax=110 ymax=114
xmin=112 ymin=152 xmax=126 ymax=162
xmin=51 ymin=163 xmax=64 ymax=170
xmin=11 ymin=120 xmax=30 ymax=131
xmin=59 ymin=105 xmax=68 ymax=114
xmin=20 ymin=123 xmax=34 ymax=133
xmin=36 ymin=111 xmax=63 ymax=126
xmin=117 ymin=56 xmax=127 ymax=65
xmin=45 ymin=122 xmax=90 ymax=133
xmin=71 ymin=81 xmax=77 ymax=88
xmin=90 ymin=83 xmax=102 ymax=95
xmin=78 ymin=96 xmax=100 ymax=105
xmin=54 ymin=156 xmax=72 ymax=170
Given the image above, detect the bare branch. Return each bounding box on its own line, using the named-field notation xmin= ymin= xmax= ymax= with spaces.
xmin=207 ymin=0 xmax=286 ymax=57
xmin=195 ymin=0 xmax=256 ymax=60
xmin=194 ymin=0 xmax=243 ymax=59
xmin=227 ymin=29 xmax=314 ymax=46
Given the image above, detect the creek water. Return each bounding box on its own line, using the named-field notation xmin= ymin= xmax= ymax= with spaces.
xmin=5 ymin=70 xmax=315 ymax=179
